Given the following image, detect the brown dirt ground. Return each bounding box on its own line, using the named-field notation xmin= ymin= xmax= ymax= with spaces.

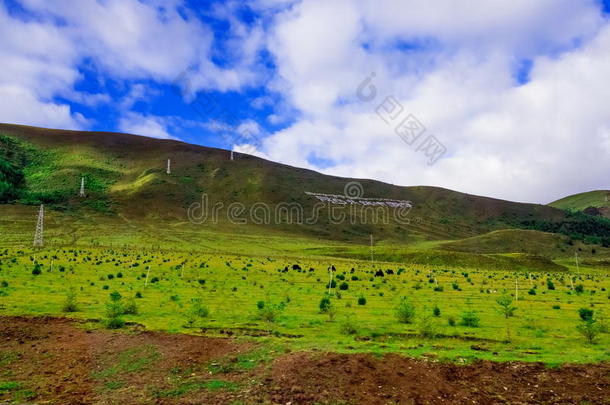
xmin=0 ymin=316 xmax=609 ymax=405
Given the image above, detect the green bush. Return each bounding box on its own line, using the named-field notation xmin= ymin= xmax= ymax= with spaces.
xmin=319 ymin=296 xmax=331 ymax=313
xmin=396 ymin=297 xmax=416 ymax=324
xmin=357 ymin=296 xmax=366 ymax=306
xmin=577 ymin=319 xmax=601 ymax=343
xmin=460 ymin=311 xmax=480 ymax=327
xmin=191 ymin=298 xmax=209 ymax=318
xmin=104 ymin=317 xmax=125 ymax=329
xmin=122 ymin=298 xmax=138 ymax=315
xmin=496 ymin=294 xmax=517 ymax=319
xmin=339 ymin=318 xmax=358 ymax=335
xmin=258 ymin=301 xmax=284 ymax=323
xmin=31 ymin=264 xmax=42 ymax=275
xmin=62 ymin=290 xmax=78 ymax=313
xmin=418 ymin=316 xmax=438 ymax=338
xmin=109 ymin=291 xmax=122 ymax=302
xmin=578 ymin=308 xmax=594 ymax=321
xmin=106 ymin=301 xmax=124 ymax=319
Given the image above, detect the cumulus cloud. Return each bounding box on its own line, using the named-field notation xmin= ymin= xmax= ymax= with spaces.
xmin=257 ymin=0 xmax=610 ymax=203
xmin=3 ymin=0 xmax=609 ymax=203
xmin=118 ymin=112 xmax=175 ymax=140
xmin=0 ymin=0 xmax=267 ymax=131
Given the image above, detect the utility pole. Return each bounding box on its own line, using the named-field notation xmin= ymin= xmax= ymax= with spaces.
xmin=515 ymin=277 xmax=519 ymax=301
xmin=166 ymin=159 xmax=171 ymax=175
xmin=144 ymin=266 xmax=151 ymax=287
xmin=33 ymin=204 xmax=44 ymax=247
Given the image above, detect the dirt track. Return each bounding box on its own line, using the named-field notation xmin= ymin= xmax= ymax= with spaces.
xmin=0 ymin=316 xmax=608 ymax=404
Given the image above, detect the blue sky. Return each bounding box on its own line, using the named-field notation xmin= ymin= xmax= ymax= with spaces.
xmin=1 ymin=0 xmax=610 ymax=203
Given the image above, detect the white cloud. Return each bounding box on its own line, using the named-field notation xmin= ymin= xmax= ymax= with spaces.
xmin=257 ymin=0 xmax=610 ymax=203
xmin=0 ymin=0 xmax=267 ymax=131
xmin=119 ymin=112 xmax=175 ymax=140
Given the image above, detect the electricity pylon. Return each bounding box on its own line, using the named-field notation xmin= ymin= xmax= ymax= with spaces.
xmin=166 ymin=159 xmax=171 ymax=174
xmin=33 ymin=204 xmax=44 ymax=247
xmin=79 ymin=177 xmax=85 ymax=197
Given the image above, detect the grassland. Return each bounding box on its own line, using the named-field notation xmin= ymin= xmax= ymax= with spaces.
xmin=1 ymin=244 xmax=609 ymax=365
xmin=550 ymin=190 xmax=610 ymax=211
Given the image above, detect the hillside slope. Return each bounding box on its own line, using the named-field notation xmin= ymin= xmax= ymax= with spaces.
xmin=550 ymin=190 xmax=610 ymax=218
xmin=1 ymin=123 xmax=608 ymax=264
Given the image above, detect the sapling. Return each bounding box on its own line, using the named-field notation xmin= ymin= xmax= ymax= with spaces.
xmin=396 ymin=297 xmax=416 ymax=324
xmin=496 ymin=294 xmax=517 ymax=319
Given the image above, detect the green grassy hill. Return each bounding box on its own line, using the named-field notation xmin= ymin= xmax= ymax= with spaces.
xmin=1 ymin=123 xmax=609 ymax=266
xmin=549 ymin=190 xmax=610 ymax=218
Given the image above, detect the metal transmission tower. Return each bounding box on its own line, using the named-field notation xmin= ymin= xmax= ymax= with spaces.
xmin=79 ymin=177 xmax=85 ymax=197
xmin=230 ymin=150 xmax=234 ymax=161
xmin=33 ymin=204 xmax=44 ymax=247
xmin=166 ymin=159 xmax=171 ymax=174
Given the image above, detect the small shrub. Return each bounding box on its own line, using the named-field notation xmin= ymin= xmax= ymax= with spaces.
xmin=339 ymin=318 xmax=358 ymax=335
xmin=122 ymin=298 xmax=138 ymax=315
xmin=191 ymin=298 xmax=209 ymax=318
xmin=528 ymin=288 xmax=536 ymax=296
xmin=339 ymin=282 xmax=349 ymax=290
xmin=433 ymin=306 xmax=441 ymax=317
xmin=258 ymin=301 xmax=284 ymax=323
xmin=62 ymin=290 xmax=78 ymax=313
xmin=256 ymin=300 xmax=265 ymax=310
xmin=447 ymin=316 xmax=456 ymax=326
xmin=419 ymin=316 xmax=438 ymax=338
xmin=135 ymin=292 xmax=143 ymax=298
xmin=577 ymin=319 xmax=601 ymax=343
xmin=357 ymin=296 xmax=367 ymax=306
xmin=319 ymin=296 xmax=331 ymax=313
xmin=104 ymin=317 xmax=125 ymax=330
xmin=496 ymin=294 xmax=517 ymax=319
xmin=106 ymin=302 xmax=124 ymax=319
xmin=578 ymin=308 xmax=594 ymax=322
xmin=575 ymin=284 xmax=584 ymax=294
xmin=460 ymin=311 xmax=480 ymax=327
xmin=396 ymin=297 xmax=416 ymax=324
xmin=109 ymin=291 xmax=122 ymax=302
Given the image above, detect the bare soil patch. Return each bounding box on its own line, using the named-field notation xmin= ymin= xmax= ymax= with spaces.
xmin=1 ymin=316 xmax=608 ymax=404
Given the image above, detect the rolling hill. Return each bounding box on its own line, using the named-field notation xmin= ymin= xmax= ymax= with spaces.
xmin=0 ymin=122 xmax=608 ymax=267
xmin=549 ymin=190 xmax=610 ymax=218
